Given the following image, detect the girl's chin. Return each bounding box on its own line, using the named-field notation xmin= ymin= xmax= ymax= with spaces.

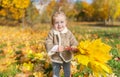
xmin=58 ymin=29 xmax=64 ymax=32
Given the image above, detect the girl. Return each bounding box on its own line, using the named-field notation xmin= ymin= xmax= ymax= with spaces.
xmin=45 ymin=8 xmax=78 ymax=77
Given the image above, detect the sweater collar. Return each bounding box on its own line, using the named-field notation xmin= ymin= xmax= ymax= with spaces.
xmin=53 ymin=27 xmax=68 ymax=35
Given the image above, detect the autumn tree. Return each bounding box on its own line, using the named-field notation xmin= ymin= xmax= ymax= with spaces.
xmin=74 ymin=1 xmax=82 ymax=21
xmin=0 ymin=0 xmax=30 ymax=20
xmin=75 ymin=1 xmax=94 ymax=21
xmin=92 ymin=0 xmax=120 ymax=25
xmin=92 ymin=0 xmax=109 ymax=22
xmin=81 ymin=1 xmax=94 ymax=21
xmin=107 ymin=0 xmax=120 ymax=25
xmin=46 ymin=0 xmax=56 ymax=19
xmin=25 ymin=2 xmax=40 ymax=26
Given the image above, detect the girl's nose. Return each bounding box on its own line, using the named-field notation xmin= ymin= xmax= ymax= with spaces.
xmin=58 ymin=22 xmax=62 ymax=26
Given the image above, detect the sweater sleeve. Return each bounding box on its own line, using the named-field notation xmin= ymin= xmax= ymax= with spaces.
xmin=45 ymin=31 xmax=58 ymax=56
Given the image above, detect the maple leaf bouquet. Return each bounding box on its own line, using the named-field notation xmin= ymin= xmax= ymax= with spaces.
xmin=72 ymin=39 xmax=113 ymax=77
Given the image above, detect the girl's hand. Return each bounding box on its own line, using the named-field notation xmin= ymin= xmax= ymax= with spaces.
xmin=58 ymin=46 xmax=64 ymax=52
xmin=64 ymin=46 xmax=72 ymax=51
xmin=65 ymin=46 xmax=79 ymax=52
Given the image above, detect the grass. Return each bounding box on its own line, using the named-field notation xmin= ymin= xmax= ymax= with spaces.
xmin=69 ymin=24 xmax=120 ymax=77
xmin=0 ymin=23 xmax=120 ymax=77
xmin=33 ymin=23 xmax=120 ymax=76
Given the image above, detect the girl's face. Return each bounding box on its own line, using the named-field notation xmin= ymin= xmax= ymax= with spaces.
xmin=53 ymin=15 xmax=66 ymax=32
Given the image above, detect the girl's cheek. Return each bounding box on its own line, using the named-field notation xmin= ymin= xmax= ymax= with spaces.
xmin=54 ymin=25 xmax=57 ymax=28
xmin=54 ymin=25 xmax=59 ymax=30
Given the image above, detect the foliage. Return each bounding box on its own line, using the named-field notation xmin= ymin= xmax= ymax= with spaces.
xmin=0 ymin=26 xmax=49 ymax=77
xmin=81 ymin=1 xmax=94 ymax=21
xmin=0 ymin=0 xmax=30 ymax=20
xmin=0 ymin=23 xmax=120 ymax=77
xmin=42 ymin=0 xmax=56 ymax=23
xmin=74 ymin=39 xmax=112 ymax=77
xmin=108 ymin=0 xmax=120 ymax=20
xmin=25 ymin=3 xmax=40 ymax=26
xmin=1 ymin=0 xmax=120 ymax=25
xmin=92 ymin=0 xmax=108 ymax=21
xmin=92 ymin=0 xmax=120 ymax=22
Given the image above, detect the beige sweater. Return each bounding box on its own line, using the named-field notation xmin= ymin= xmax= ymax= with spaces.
xmin=45 ymin=27 xmax=78 ymax=63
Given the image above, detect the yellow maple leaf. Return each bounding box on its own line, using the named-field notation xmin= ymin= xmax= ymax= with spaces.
xmin=75 ymin=38 xmax=112 ymax=76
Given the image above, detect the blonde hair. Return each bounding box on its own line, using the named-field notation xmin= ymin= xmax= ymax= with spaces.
xmin=51 ymin=7 xmax=66 ymax=25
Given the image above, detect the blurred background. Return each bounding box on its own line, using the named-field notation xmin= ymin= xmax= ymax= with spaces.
xmin=0 ymin=0 xmax=120 ymax=77
xmin=0 ymin=0 xmax=120 ymax=26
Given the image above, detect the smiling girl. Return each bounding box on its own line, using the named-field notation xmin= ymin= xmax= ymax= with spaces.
xmin=45 ymin=7 xmax=78 ymax=77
